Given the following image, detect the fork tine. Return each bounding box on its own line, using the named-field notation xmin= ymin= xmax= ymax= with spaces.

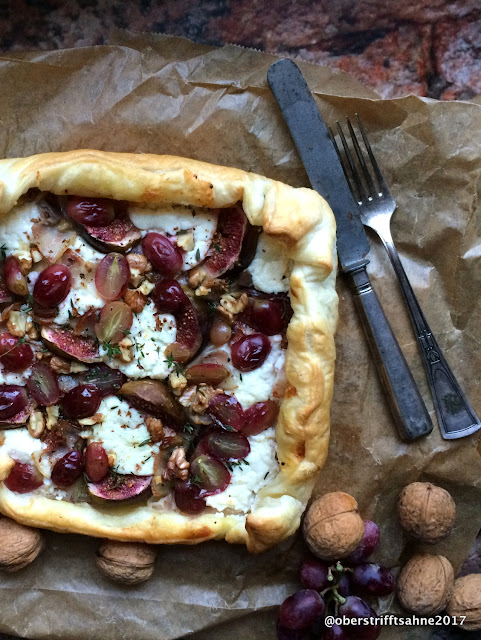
xmin=346 ymin=117 xmax=377 ymax=199
xmin=355 ymin=113 xmax=391 ymax=196
xmin=328 ymin=126 xmax=359 ymax=198
xmin=334 ymin=121 xmax=369 ymax=203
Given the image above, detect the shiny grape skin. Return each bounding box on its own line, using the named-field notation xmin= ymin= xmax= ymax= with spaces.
xmin=143 ymin=232 xmax=183 ymax=277
xmin=345 ymin=521 xmax=380 ymax=565
xmin=279 ymin=589 xmax=325 ymax=630
xmin=33 ymin=264 xmax=72 ymax=307
xmin=337 ymin=572 xmax=352 ymax=598
xmin=0 ymin=385 xmax=28 ymax=420
xmin=4 ymin=462 xmax=43 ymax=493
xmin=242 ymin=400 xmax=279 ymax=436
xmin=351 ymin=563 xmax=395 ymax=596
xmin=230 ymin=333 xmax=271 ymax=372
xmin=174 ymin=481 xmax=207 ymax=514
xmin=0 ymin=332 xmax=34 ymax=373
xmin=66 ymin=196 xmax=116 ymax=227
xmin=152 ymin=279 xmax=187 ymax=314
xmin=61 ymin=384 xmax=102 ymax=419
xmin=78 ymin=364 xmax=126 ymax=396
xmin=299 ymin=554 xmax=330 ymax=591
xmin=84 ymin=443 xmax=109 ymax=482
xmin=51 ymin=451 xmax=84 ymax=488
xmin=208 ymin=393 xmax=246 ymax=431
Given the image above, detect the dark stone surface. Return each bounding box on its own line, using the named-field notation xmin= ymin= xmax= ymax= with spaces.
xmin=0 ymin=1 xmax=480 ymax=638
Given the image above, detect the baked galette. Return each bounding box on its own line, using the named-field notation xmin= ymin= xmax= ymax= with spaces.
xmin=0 ymin=151 xmax=337 ymax=552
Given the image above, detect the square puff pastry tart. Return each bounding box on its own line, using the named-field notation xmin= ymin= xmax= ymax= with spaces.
xmin=0 ymin=151 xmax=337 ymax=552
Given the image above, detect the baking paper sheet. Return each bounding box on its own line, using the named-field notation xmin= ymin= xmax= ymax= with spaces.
xmin=0 ymin=31 xmax=480 ymax=640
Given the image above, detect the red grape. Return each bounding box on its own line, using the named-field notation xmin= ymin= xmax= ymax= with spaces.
xmin=337 ymin=572 xmax=352 ymax=597
xmin=279 ymin=589 xmax=325 ymax=630
xmin=0 ymin=385 xmax=28 ymax=420
xmin=61 ymin=384 xmax=102 ymax=419
xmin=3 ymin=255 xmax=28 ymax=296
xmin=143 ymin=232 xmax=183 ymax=276
xmin=151 ymin=279 xmax=187 ymax=314
xmin=338 ymin=596 xmax=380 ymax=640
xmin=0 ymin=332 xmax=34 ymax=373
xmin=85 ymin=442 xmax=109 ymax=482
xmin=230 ymin=333 xmax=271 ymax=372
xmin=95 ymin=301 xmax=133 ymax=344
xmin=185 ymin=363 xmax=229 ymax=385
xmin=33 ymin=264 xmax=72 ymax=307
xmin=95 ymin=253 xmax=130 ymax=301
xmin=345 ymin=521 xmax=380 ymax=565
xmin=190 ymin=454 xmax=231 ymax=495
xmin=323 ymin=624 xmax=350 ymax=640
xmin=66 ymin=196 xmax=116 ymax=227
xmin=51 ymin=450 xmax=84 ymax=488
xmin=174 ymin=480 xmax=207 ymax=514
xmin=4 ymin=462 xmax=43 ymax=493
xmin=205 ymin=430 xmax=250 ymax=460
xmin=299 ymin=554 xmax=330 ymax=591
xmin=243 ymin=400 xmax=279 ymax=435
xmin=208 ymin=393 xmax=245 ymax=430
xmin=27 ymin=362 xmax=60 ymax=406
xmin=351 ymin=563 xmax=395 ymax=596
xmin=244 ymin=298 xmax=287 ymax=336
xmin=210 ymin=316 xmax=232 ymax=346
xmin=78 ymin=364 xmax=126 ymax=396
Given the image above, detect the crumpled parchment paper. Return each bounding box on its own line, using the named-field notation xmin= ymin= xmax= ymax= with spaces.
xmin=0 ymin=30 xmax=480 ymax=640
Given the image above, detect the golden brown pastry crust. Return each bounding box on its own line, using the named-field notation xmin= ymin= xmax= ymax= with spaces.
xmin=0 ymin=150 xmax=338 ymax=552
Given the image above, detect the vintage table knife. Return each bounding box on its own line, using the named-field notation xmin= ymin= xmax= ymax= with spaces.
xmin=268 ymin=58 xmax=433 ymax=442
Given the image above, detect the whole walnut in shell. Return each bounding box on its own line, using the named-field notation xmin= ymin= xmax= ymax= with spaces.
xmin=398 ymin=482 xmax=455 ymax=543
xmin=303 ymin=492 xmax=364 ymax=561
xmin=96 ymin=540 xmax=157 ymax=585
xmin=0 ymin=517 xmax=45 ymax=572
xmin=397 ymin=554 xmax=454 ymax=615
xmin=447 ymin=574 xmax=481 ymax=630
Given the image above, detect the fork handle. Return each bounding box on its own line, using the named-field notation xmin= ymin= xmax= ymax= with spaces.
xmin=348 ymin=265 xmax=433 ymax=441
xmin=381 ymin=239 xmax=481 ymax=439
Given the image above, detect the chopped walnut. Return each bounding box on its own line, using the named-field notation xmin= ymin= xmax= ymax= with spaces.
xmin=169 ymin=371 xmax=187 ymax=396
xmin=26 ymin=324 xmax=38 ymax=340
xmin=145 ymin=417 xmax=164 ymax=443
xmin=178 ymin=385 xmax=197 ymax=409
xmin=49 ymin=356 xmax=71 ymax=374
xmin=218 ymin=292 xmax=249 ymax=323
xmin=70 ymin=362 xmax=89 ymax=373
xmin=108 ymin=452 xmax=117 ymax=467
xmin=136 ymin=280 xmax=155 ymax=296
xmin=78 ymin=413 xmax=104 ymax=426
xmin=162 ymin=447 xmax=190 ymax=482
xmin=31 ymin=248 xmax=43 ymax=263
xmin=176 ymin=231 xmax=195 ymax=252
xmin=127 ymin=254 xmax=151 ymax=287
xmin=6 ymin=311 xmax=28 ymax=337
xmin=182 ymin=384 xmax=223 ymax=414
xmin=124 ymin=289 xmax=147 ymax=313
xmin=28 ymin=410 xmax=45 ymax=438
xmin=194 ymin=284 xmax=211 ymax=297
xmin=46 ymin=405 xmax=60 ymax=431
xmin=118 ymin=337 xmax=134 ymax=363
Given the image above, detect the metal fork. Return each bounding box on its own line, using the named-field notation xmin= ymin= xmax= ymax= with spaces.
xmin=330 ymin=115 xmax=481 ymax=440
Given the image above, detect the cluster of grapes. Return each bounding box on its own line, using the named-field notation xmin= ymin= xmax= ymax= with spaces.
xmin=277 ymin=521 xmax=395 ymax=639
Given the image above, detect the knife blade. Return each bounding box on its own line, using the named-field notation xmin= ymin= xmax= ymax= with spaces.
xmin=268 ymin=58 xmax=433 ymax=442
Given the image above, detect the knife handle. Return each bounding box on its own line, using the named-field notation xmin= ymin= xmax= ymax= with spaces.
xmin=348 ymin=265 xmax=433 ymax=441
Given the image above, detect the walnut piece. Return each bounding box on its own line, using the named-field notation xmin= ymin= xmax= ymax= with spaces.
xmin=398 ymin=554 xmax=454 ymax=615
xmin=118 ymin=337 xmax=134 ymax=363
xmin=46 ymin=405 xmax=60 ymax=430
xmin=137 ymin=280 xmax=155 ymax=296
xmin=146 ymin=417 xmax=164 ymax=443
xmin=95 ymin=540 xmax=157 ymax=585
xmin=162 ymin=447 xmax=190 ymax=482
xmin=49 ymin=356 xmax=72 ymax=374
xmin=124 ymin=288 xmax=147 ymax=313
xmin=218 ymin=292 xmax=249 ymax=323
xmin=169 ymin=370 xmax=187 ymax=395
xmin=0 ymin=517 xmax=45 ymax=572
xmin=6 ymin=310 xmax=28 ymax=337
xmin=78 ymin=413 xmax=104 ymax=426
xmin=447 ymin=574 xmax=481 ymax=630
xmin=176 ymin=231 xmax=195 ymax=251
xmin=303 ymin=492 xmax=364 ymax=561
xmin=127 ymin=253 xmax=151 ymax=287
xmin=398 ymin=482 xmax=456 ymax=543
xmin=28 ymin=410 xmax=45 ymax=438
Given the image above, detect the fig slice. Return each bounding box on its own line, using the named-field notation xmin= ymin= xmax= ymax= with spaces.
xmin=0 ymin=397 xmax=37 ymax=428
xmin=119 ymin=379 xmax=184 ymax=423
xmin=189 ymin=204 xmax=247 ymax=285
xmin=41 ymin=326 xmax=101 ymax=363
xmin=87 ymin=474 xmax=152 ymax=504
xmin=80 ymin=215 xmax=141 ymax=254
